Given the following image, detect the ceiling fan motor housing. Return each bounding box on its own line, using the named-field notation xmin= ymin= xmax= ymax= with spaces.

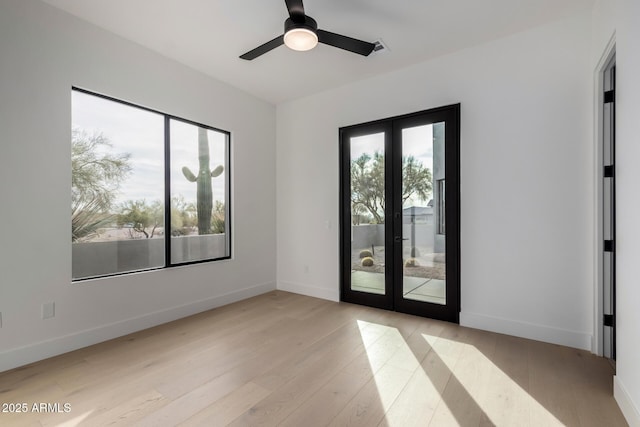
xmin=285 ymin=15 xmax=317 ymax=34
xmin=283 ymin=15 xmax=318 ymax=51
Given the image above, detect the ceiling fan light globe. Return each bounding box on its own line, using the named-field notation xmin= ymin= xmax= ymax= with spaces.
xmin=284 ymin=28 xmax=318 ymax=51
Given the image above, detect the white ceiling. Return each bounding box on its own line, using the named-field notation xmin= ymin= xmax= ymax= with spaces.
xmin=41 ymin=0 xmax=593 ymax=104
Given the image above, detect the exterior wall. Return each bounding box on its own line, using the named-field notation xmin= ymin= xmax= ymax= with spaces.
xmin=352 ymin=225 xmax=385 ymax=250
xmin=72 ymin=234 xmax=227 ymax=279
xmin=352 ymin=224 xmax=435 ymax=252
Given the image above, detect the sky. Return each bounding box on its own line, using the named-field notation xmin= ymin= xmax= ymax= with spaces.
xmin=72 ymin=89 xmax=432 ymax=212
xmin=72 ymin=90 xmax=228 ymax=209
xmin=350 ymin=124 xmax=438 ymax=208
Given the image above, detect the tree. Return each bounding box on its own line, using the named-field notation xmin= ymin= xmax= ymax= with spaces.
xmin=350 ymin=152 xmax=432 ymax=224
xmin=117 ymin=200 xmax=163 ymax=239
xmin=171 ymin=195 xmax=197 ymax=236
xmin=71 ymin=129 xmax=131 ymax=241
xmin=401 ymin=155 xmax=433 ymax=205
xmin=351 ymin=202 xmax=366 ymax=225
xmin=351 ymin=152 xmax=385 ymax=224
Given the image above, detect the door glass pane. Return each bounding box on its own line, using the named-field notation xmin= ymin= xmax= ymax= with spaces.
xmin=401 ymin=123 xmax=446 ymax=304
xmin=350 ymin=133 xmax=385 ymax=294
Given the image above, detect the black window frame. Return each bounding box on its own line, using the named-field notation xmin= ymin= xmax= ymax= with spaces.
xmin=71 ymin=87 xmax=232 ymax=282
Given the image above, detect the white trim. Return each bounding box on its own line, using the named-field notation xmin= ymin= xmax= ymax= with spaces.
xmin=592 ymin=32 xmax=616 ymax=356
xmin=460 ymin=311 xmax=592 ymax=351
xmin=615 ymin=376 xmax=640 ymax=427
xmin=277 ymin=281 xmax=339 ymax=302
xmin=0 ymin=281 xmax=275 ymax=373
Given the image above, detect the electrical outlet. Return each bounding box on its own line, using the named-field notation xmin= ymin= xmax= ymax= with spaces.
xmin=42 ymin=302 xmax=55 ymax=320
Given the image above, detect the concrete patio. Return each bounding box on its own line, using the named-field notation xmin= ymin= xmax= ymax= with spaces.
xmin=350 ymin=270 xmax=445 ymax=305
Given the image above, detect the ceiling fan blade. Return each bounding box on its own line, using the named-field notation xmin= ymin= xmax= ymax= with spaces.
xmin=239 ymin=35 xmax=284 ymax=60
xmin=317 ymin=29 xmax=375 ymax=56
xmin=285 ymin=0 xmax=306 ymax=23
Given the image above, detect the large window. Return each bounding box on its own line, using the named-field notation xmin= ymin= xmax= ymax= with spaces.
xmin=71 ymin=88 xmax=231 ymax=280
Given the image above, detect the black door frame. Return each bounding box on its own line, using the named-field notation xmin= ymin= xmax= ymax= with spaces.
xmin=339 ymin=104 xmax=460 ymax=323
xmin=603 ymin=59 xmax=616 ymax=361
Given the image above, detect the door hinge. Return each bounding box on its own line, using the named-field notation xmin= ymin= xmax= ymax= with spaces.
xmin=604 ymin=240 xmax=615 ymax=252
xmin=604 ymin=314 xmax=614 ymax=327
xmin=604 ymin=90 xmax=615 ymax=104
xmin=604 ymin=165 xmax=615 ymax=178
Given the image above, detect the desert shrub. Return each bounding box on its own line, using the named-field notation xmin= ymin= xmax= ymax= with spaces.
xmin=171 ymin=227 xmax=192 ymax=237
xmin=404 ymin=258 xmax=419 ymax=268
xmin=361 ymin=257 xmax=374 ymax=267
xmin=359 ymin=249 xmax=373 ymax=258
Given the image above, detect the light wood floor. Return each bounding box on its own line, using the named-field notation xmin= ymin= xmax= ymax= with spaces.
xmin=0 ymin=291 xmax=627 ymax=426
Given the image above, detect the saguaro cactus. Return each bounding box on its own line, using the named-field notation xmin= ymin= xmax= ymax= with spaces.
xmin=182 ymin=127 xmax=224 ymax=234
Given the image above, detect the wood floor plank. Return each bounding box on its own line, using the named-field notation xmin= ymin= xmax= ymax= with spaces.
xmin=379 ymin=365 xmax=442 ymax=427
xmin=427 ymin=327 xmax=496 ymax=426
xmin=561 ymin=346 xmax=627 ymax=427
xmin=379 ymin=322 xmax=453 ymax=427
xmin=136 ymin=371 xmax=258 ymax=426
xmin=179 ymin=381 xmax=271 ymax=426
xmin=252 ymin=321 xmax=366 ymax=391
xmin=0 ymin=382 xmax=65 ymax=427
xmin=328 ymin=363 xmax=414 ymax=427
xmin=477 ymin=334 xmax=532 ymax=427
xmin=0 ymin=291 xmax=628 ymax=427
xmin=280 ymin=351 xmax=383 ymax=427
xmin=527 ymin=340 xmax=583 ymax=426
xmin=227 ymin=326 xmax=370 ymax=425
xmin=64 ymin=389 xmax=166 ymax=427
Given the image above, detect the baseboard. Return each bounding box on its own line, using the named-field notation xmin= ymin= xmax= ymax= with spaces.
xmin=460 ymin=311 xmax=592 ymax=351
xmin=0 ymin=281 xmax=275 ymax=373
xmin=615 ymin=376 xmax=640 ymax=427
xmin=277 ymin=281 xmax=339 ymax=302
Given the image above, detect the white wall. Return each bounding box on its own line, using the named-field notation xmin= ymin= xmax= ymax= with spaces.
xmin=592 ymin=0 xmax=640 ymax=423
xmin=615 ymin=0 xmax=640 ymax=418
xmin=0 ymin=0 xmax=276 ymax=372
xmin=277 ymin=12 xmax=594 ymax=349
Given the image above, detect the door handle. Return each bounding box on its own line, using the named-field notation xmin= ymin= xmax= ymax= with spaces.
xmin=394 ymin=236 xmax=409 ymax=242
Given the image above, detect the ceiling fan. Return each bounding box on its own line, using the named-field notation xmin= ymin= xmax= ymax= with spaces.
xmin=239 ymin=0 xmax=376 ymax=60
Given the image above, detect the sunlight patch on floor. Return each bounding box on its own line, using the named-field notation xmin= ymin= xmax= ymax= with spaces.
xmin=356 ymin=320 xmax=563 ymax=426
xmin=353 ymin=320 xmax=421 ymax=422
xmin=438 ymin=337 xmax=563 ymax=426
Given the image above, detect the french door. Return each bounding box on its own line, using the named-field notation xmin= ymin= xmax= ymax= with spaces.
xmin=340 ymin=104 xmax=460 ymax=323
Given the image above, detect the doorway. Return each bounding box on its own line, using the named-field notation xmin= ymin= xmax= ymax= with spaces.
xmin=602 ymin=55 xmax=616 ymax=361
xmin=340 ymin=104 xmax=460 ymax=323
